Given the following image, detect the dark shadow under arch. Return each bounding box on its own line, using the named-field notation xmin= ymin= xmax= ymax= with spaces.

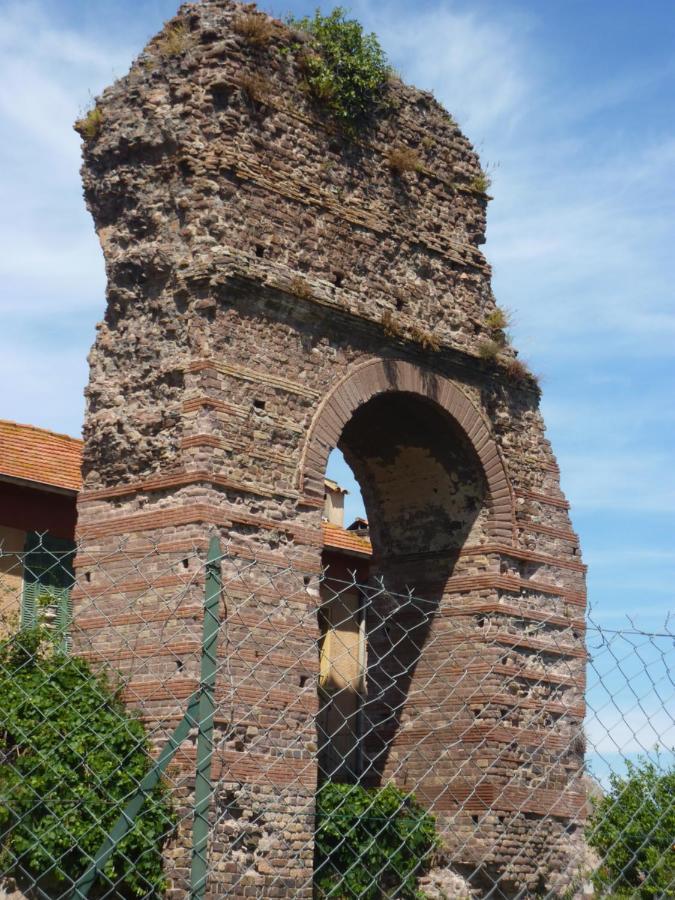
xmin=313 ymin=369 xmax=515 ymax=808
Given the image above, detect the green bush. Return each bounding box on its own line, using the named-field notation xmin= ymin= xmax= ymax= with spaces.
xmin=314 ymin=781 xmax=439 ymax=899
xmin=0 ymin=628 xmax=175 ymax=896
xmin=587 ymin=756 xmax=675 ymax=898
xmin=290 ymin=8 xmax=389 ymax=132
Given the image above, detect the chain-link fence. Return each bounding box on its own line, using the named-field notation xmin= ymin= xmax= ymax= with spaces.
xmin=0 ymin=534 xmax=673 ymax=899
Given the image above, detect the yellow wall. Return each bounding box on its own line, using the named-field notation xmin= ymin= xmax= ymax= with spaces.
xmin=0 ymin=525 xmax=26 ymax=633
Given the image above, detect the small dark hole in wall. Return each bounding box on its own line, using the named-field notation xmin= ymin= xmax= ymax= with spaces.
xmin=178 ymin=158 xmax=193 ymax=178
xmin=85 ymin=571 xmax=91 ymax=583
xmin=299 ymin=675 xmax=308 ymax=688
xmin=477 ymin=616 xmax=486 ymax=628
xmin=333 ymin=271 xmax=344 ymax=288
xmin=573 ymin=630 xmax=579 ymax=639
xmin=472 ymin=814 xmax=480 ymax=824
xmin=500 ymin=560 xmax=508 ymax=574
xmin=255 ymin=244 xmax=265 ymax=258
xmin=395 ymin=297 xmax=404 ymax=311
xmin=182 ymin=558 xmax=189 ymax=569
xmin=210 ymin=82 xmax=232 ymax=111
xmin=176 ymin=659 xmax=184 ymax=671
xmin=303 ymin=575 xmax=311 ymax=586
xmin=253 ymin=399 xmax=265 ymax=410
xmin=222 ymin=792 xmax=244 ymax=819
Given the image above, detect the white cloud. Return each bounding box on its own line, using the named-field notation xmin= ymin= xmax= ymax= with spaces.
xmin=585 ymin=698 xmax=675 ymax=757
xmin=0 ymin=339 xmax=88 ymax=436
xmin=0 ymin=1 xmax=131 ymax=432
xmin=558 ymin=450 xmax=675 ymax=514
xmin=355 ymin=0 xmax=530 ymax=140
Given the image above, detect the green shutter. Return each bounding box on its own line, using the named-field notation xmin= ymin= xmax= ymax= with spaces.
xmin=54 ymin=587 xmax=72 ymax=653
xmin=21 ymin=532 xmax=75 ymax=649
xmin=20 ymin=581 xmax=39 ymax=630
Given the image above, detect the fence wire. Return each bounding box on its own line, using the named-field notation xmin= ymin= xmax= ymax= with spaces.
xmin=0 ymin=534 xmax=673 ymax=899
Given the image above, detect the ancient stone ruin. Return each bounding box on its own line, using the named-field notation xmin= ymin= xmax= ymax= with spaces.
xmin=75 ymin=1 xmax=588 ymax=896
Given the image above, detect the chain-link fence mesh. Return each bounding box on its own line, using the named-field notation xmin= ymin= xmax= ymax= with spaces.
xmin=0 ymin=534 xmax=673 ymax=899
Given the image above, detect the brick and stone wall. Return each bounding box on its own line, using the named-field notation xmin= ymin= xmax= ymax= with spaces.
xmin=76 ymin=2 xmax=588 ymax=895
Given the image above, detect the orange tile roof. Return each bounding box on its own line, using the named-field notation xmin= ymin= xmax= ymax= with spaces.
xmin=0 ymin=420 xmax=370 ymax=556
xmin=322 ymin=522 xmax=372 ymax=557
xmin=0 ymin=420 xmax=83 ymax=492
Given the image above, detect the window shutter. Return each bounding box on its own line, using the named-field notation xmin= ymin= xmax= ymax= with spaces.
xmin=20 ymin=581 xmax=39 ymax=630
xmin=54 ymin=587 xmax=72 ymax=653
xmin=21 ymin=532 xmax=75 ymax=647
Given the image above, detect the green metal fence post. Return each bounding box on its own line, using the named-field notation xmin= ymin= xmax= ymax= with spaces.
xmin=190 ymin=534 xmax=222 ymax=897
xmin=72 ymin=535 xmax=223 ymax=899
xmin=72 ymin=691 xmax=202 ymax=898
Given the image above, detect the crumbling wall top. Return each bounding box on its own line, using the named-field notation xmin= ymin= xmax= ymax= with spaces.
xmin=77 ymin=1 xmax=513 ymax=357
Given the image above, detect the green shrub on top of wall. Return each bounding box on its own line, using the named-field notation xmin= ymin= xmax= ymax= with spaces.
xmin=290 ymin=7 xmax=390 ymax=132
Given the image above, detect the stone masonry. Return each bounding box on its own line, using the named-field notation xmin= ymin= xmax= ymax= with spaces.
xmin=75 ymin=2 xmax=588 ymax=896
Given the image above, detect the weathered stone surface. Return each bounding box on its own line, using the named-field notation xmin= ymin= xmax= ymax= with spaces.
xmin=75 ymin=2 xmax=589 ymax=896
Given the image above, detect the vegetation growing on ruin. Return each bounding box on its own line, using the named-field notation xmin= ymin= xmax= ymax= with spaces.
xmin=485 ymin=307 xmax=510 ymax=337
xmin=381 ymin=311 xmax=440 ymax=352
xmin=314 ymin=782 xmax=439 ymax=899
xmin=156 ymin=20 xmax=193 ymax=57
xmin=289 ymin=8 xmax=390 ymax=132
xmin=0 ymin=626 xmax=175 ymax=894
xmin=232 ymin=11 xmax=275 ymax=48
xmin=387 ymin=145 xmax=423 ymax=175
xmin=478 ymin=338 xmax=502 ymax=361
xmin=502 ymin=356 xmax=532 ymax=384
xmin=289 ymin=275 xmax=313 ymax=300
xmin=74 ymin=105 xmax=103 ymax=141
xmin=239 ymin=72 xmax=272 ymax=107
xmin=587 ymin=756 xmax=675 ymax=898
xmin=409 ymin=323 xmax=441 ymax=352
xmin=381 ymin=309 xmax=405 ymax=339
xmin=469 ymin=171 xmax=492 ymax=194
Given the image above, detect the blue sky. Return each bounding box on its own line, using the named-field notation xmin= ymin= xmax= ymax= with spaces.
xmin=1 ymin=0 xmax=673 ymax=646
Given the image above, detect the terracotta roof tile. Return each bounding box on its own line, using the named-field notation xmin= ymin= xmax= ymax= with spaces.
xmin=1 ymin=420 xmax=370 ymax=556
xmin=0 ymin=420 xmax=83 ymax=492
xmin=322 ymin=522 xmax=372 ymax=557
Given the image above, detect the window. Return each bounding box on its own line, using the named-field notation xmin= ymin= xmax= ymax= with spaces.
xmin=21 ymin=532 xmax=75 ymax=652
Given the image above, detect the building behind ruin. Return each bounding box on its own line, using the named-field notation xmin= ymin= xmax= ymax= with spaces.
xmin=75 ymin=2 xmax=588 ymax=895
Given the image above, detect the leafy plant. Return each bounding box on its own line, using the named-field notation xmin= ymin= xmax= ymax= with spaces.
xmin=0 ymin=627 xmax=175 ymax=895
xmin=586 ymin=756 xmax=675 ymax=898
xmin=314 ymin=782 xmax=439 ymax=899
xmin=289 ymin=8 xmax=389 ymax=132
xmin=74 ymin=105 xmax=103 ymax=141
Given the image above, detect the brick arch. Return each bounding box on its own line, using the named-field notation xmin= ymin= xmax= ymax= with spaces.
xmin=299 ymin=358 xmax=515 ymax=543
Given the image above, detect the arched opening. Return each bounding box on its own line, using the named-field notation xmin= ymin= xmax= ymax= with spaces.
xmin=317 ymin=390 xmax=491 ymax=800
